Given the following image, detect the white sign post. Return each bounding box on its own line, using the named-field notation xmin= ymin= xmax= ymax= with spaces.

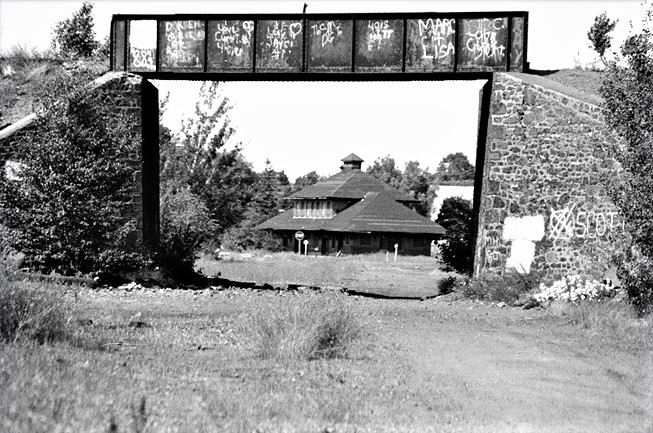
xmin=303 ymin=239 xmax=309 ymax=256
xmin=394 ymin=243 xmax=399 ymax=262
xmin=295 ymin=231 xmax=304 ymax=255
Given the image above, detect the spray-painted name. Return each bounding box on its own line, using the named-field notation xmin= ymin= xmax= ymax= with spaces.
xmin=417 ymin=18 xmax=455 ymax=60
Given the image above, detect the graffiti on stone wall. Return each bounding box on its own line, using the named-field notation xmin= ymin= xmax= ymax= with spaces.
xmin=548 ymin=204 xmax=622 ymax=242
xmin=484 ymin=233 xmax=502 ymax=267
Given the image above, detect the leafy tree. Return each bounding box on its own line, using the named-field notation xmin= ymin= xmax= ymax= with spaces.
xmin=435 ymin=152 xmax=475 ymax=183
xmin=202 ymin=147 xmax=257 ymax=232
xmin=366 ymin=155 xmax=402 ymax=190
xmin=588 ymin=12 xmax=618 ymax=61
xmin=436 ymin=197 xmax=474 ymax=275
xmin=0 ymin=74 xmax=143 ymax=275
xmin=160 ymin=81 xmax=234 ymax=193
xmin=599 ymin=5 xmax=653 ymax=314
xmin=221 ymin=160 xmax=287 ymax=251
xmin=400 ymin=160 xmax=437 ymax=217
xmin=293 ymin=171 xmax=324 ymax=192
xmin=51 ymin=2 xmax=99 ymax=58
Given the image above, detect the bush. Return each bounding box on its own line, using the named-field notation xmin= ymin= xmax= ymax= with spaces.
xmin=437 ymin=275 xmax=457 ymax=295
xmin=220 ymin=226 xmax=283 ymax=252
xmin=251 ymin=293 xmax=361 ymax=360
xmin=464 ymin=270 xmax=542 ymax=303
xmin=157 ymin=187 xmax=217 ymax=278
xmin=0 ymin=74 xmax=144 ymax=276
xmin=613 ymin=246 xmax=653 ymax=316
xmin=0 ymin=277 xmax=70 ymax=344
xmin=598 ymin=6 xmax=653 ymax=315
xmin=436 ymin=197 xmax=474 ymax=274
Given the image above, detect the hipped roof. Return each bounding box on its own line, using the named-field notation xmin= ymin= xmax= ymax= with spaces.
xmin=257 ymin=192 xmax=445 ymax=235
xmin=289 ymin=169 xmax=417 ymax=202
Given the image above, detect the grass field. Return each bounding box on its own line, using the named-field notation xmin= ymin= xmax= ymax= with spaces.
xmin=196 ymin=251 xmax=452 ymax=298
xmin=2 ymin=254 xmax=652 ymax=432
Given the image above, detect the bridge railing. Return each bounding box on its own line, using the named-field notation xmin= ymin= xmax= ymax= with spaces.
xmin=110 ymin=12 xmax=528 ymax=76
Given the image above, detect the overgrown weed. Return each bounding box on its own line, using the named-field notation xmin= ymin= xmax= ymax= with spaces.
xmin=0 ymin=275 xmax=71 ymax=344
xmin=462 ymin=270 xmax=543 ymax=303
xmin=249 ymin=292 xmax=362 ymax=360
xmin=558 ymin=301 xmax=653 ymax=351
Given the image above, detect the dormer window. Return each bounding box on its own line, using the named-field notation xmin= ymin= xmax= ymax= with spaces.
xmin=293 ymin=200 xmax=334 ymax=219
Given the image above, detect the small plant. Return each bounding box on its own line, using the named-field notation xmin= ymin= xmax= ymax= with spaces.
xmin=464 ymin=270 xmax=542 ymax=303
xmin=251 ymin=293 xmax=361 ymax=360
xmin=534 ymin=275 xmax=624 ymax=303
xmin=0 ymin=276 xmax=70 ymax=344
xmin=437 ymin=275 xmax=457 ymax=295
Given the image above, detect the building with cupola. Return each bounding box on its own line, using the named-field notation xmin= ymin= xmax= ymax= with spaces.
xmin=256 ymin=154 xmax=446 ymax=255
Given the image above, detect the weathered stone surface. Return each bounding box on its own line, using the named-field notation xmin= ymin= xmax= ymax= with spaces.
xmin=480 ymin=73 xmax=621 ymax=279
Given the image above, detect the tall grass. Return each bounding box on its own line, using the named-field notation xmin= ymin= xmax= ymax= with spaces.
xmin=0 ymin=276 xmax=70 ymax=344
xmin=559 ymin=301 xmax=653 ymax=351
xmin=248 ymin=292 xmax=362 ymax=360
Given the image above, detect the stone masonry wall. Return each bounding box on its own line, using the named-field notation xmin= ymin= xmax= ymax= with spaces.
xmin=476 ymin=72 xmax=621 ymax=278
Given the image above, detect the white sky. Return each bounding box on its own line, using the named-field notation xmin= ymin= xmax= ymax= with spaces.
xmin=0 ymin=0 xmax=649 ymax=179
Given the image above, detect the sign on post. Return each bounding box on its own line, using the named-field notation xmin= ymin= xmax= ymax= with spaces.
xmin=295 ymin=231 xmax=304 ymax=255
xmin=303 ymin=239 xmax=309 ymax=255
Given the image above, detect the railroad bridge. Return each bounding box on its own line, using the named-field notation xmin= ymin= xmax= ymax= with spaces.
xmin=1 ymin=11 xmax=621 ymax=277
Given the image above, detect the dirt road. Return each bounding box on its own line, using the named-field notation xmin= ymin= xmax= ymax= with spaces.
xmin=376 ymin=297 xmax=652 ymax=432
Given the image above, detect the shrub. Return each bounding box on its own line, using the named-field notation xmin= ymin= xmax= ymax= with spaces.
xmin=0 ymin=73 xmax=145 ymax=276
xmin=157 ymin=187 xmax=217 ymax=278
xmin=251 ymin=293 xmax=361 ymax=360
xmin=436 ymin=197 xmax=474 ymax=274
xmin=0 ymin=276 xmax=70 ymax=344
xmin=219 ymin=226 xmax=283 ymax=252
xmin=437 ymin=275 xmax=457 ymax=295
xmin=611 ymin=246 xmax=653 ymax=316
xmin=598 ymin=6 xmax=653 ymax=315
xmin=464 ymin=270 xmax=542 ymax=303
